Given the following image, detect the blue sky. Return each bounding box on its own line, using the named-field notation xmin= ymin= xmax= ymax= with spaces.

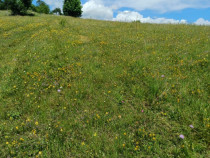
xmin=33 ymin=0 xmax=210 ymax=24
xmin=114 ymin=8 xmax=210 ymax=23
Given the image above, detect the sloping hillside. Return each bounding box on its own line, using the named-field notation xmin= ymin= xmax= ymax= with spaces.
xmin=0 ymin=11 xmax=209 ymax=157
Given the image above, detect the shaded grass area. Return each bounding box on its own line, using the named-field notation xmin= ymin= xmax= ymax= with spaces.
xmin=0 ymin=11 xmax=209 ymax=157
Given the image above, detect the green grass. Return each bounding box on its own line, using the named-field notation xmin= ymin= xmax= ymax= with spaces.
xmin=0 ymin=10 xmax=209 ymax=157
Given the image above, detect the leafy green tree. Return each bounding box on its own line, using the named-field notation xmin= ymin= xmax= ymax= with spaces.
xmin=63 ymin=0 xmax=82 ymax=17
xmin=51 ymin=7 xmax=62 ymax=15
xmin=10 ymin=0 xmax=32 ymax=15
xmin=0 ymin=0 xmax=4 ymax=9
xmin=22 ymin=0 xmax=31 ymax=8
xmin=29 ymin=4 xmax=37 ymax=12
xmin=36 ymin=0 xmax=50 ymax=14
xmin=0 ymin=0 xmax=11 ymax=10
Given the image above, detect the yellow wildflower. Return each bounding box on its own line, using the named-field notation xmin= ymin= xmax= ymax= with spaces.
xmin=135 ymin=146 xmax=139 ymax=151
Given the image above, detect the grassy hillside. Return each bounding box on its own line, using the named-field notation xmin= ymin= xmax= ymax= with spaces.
xmin=0 ymin=10 xmax=209 ymax=157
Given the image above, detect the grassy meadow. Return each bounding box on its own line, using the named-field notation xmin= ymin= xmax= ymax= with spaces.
xmin=0 ymin=10 xmax=209 ymax=157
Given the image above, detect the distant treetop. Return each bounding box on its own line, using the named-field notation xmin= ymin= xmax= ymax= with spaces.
xmin=35 ymin=0 xmax=50 ymax=14
xmin=52 ymin=8 xmax=62 ymax=15
xmin=63 ymin=0 xmax=82 ymax=17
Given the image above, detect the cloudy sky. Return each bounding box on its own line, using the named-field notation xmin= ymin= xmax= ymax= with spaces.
xmin=33 ymin=0 xmax=210 ymax=25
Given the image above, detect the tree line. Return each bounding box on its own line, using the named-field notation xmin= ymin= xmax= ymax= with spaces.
xmin=0 ymin=0 xmax=82 ymax=17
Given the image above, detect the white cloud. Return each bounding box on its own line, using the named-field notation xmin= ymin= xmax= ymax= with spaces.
xmin=82 ymin=0 xmax=113 ymax=20
xmin=113 ymin=11 xmax=187 ymax=24
xmin=43 ymin=0 xmax=63 ymax=10
xmin=113 ymin=11 xmax=143 ymax=22
xmin=81 ymin=0 xmax=188 ymax=23
xmin=42 ymin=0 xmax=210 ymax=13
xmin=194 ymin=18 xmax=210 ymax=25
xmin=141 ymin=17 xmax=187 ymax=24
xmin=103 ymin=0 xmax=210 ymax=12
xmin=41 ymin=0 xmax=209 ymax=26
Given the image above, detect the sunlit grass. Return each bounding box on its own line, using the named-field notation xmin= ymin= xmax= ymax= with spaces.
xmin=0 ymin=10 xmax=209 ymax=157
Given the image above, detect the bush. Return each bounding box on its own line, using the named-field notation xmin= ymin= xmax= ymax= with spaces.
xmin=63 ymin=0 xmax=82 ymax=17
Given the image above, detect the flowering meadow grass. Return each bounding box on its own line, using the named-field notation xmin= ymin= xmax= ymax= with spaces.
xmin=0 ymin=11 xmax=209 ymax=157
